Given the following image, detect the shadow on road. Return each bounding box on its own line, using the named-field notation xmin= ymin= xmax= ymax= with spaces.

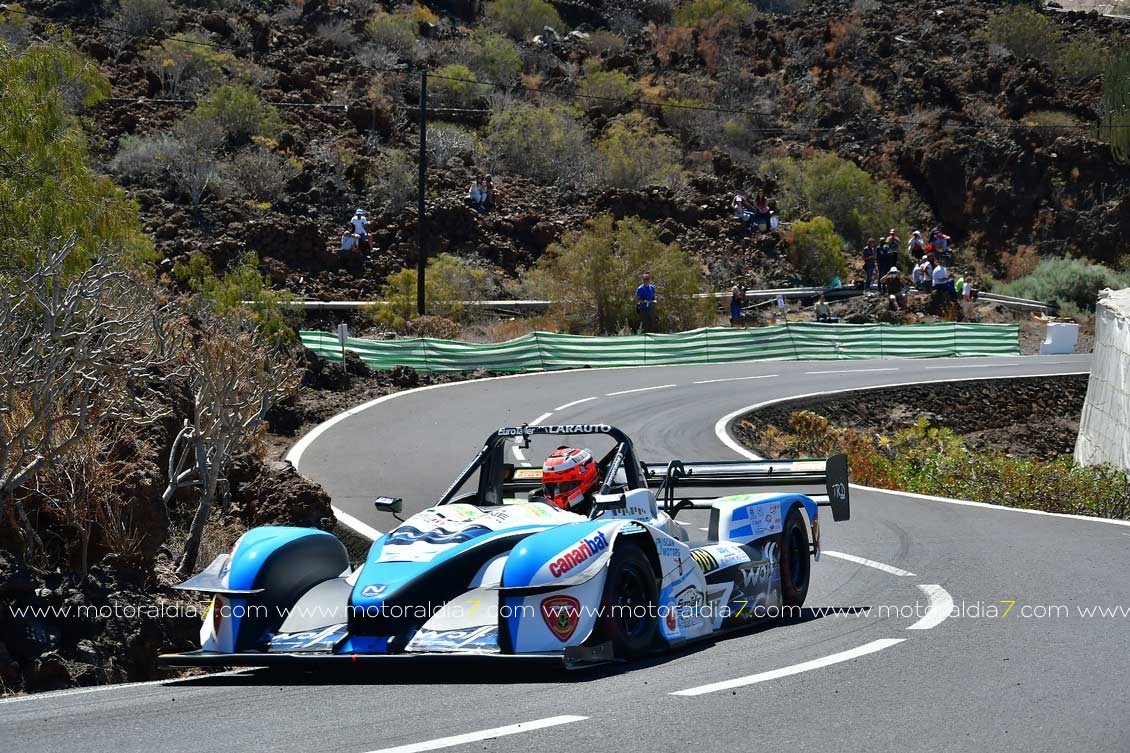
xmin=165 ymin=605 xmax=871 ymax=688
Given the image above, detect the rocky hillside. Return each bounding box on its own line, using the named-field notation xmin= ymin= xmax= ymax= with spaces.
xmin=23 ymin=0 xmax=1130 ymax=299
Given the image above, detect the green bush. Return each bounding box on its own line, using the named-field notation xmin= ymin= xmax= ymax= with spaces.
xmin=486 ymin=0 xmax=565 ymax=40
xmin=366 ymin=8 xmax=419 ymax=55
xmin=0 ymin=41 xmax=153 ymax=274
xmin=673 ymin=0 xmax=752 ymax=27
xmin=486 ymin=103 xmax=592 ymax=187
xmin=426 ymin=122 xmax=483 ymax=167
xmin=187 ymin=85 xmax=282 ymax=145
xmin=373 ymin=253 xmax=494 ymax=329
xmin=595 ymin=112 xmax=682 ymax=190
xmin=115 ymin=0 xmax=173 ymax=37
xmin=978 ymin=6 xmax=1058 ymax=63
xmin=465 ymin=29 xmax=522 ymax=87
xmin=142 ymin=33 xmax=239 ymax=97
xmin=765 ymin=152 xmax=906 ymax=248
xmin=1055 ymin=33 xmax=1108 ymax=83
xmin=173 ymin=251 xmax=299 ymax=343
xmin=788 ymin=216 xmax=847 ymax=284
xmin=1000 ymin=258 xmax=1130 ymax=313
xmin=376 ymin=149 xmax=417 ymax=214
xmin=431 ymin=64 xmax=480 ymax=108
xmin=578 ymin=59 xmax=634 ymax=113
xmin=528 ymin=214 xmax=714 ymax=334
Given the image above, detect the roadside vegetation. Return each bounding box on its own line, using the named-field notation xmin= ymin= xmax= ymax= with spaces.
xmin=749 ymin=411 xmax=1130 ymax=520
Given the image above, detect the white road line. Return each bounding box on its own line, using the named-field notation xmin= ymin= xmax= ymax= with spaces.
xmin=822 ymin=550 xmax=916 ymax=577
xmin=554 ymin=396 xmax=598 ymax=411
xmin=805 ymin=368 xmax=899 ymax=374
xmin=693 ymin=374 xmax=778 ymax=384
xmin=924 ymin=363 xmax=996 ymax=369
xmin=530 ymin=412 xmax=554 ymax=426
xmin=334 ymin=508 xmax=383 ymax=540
xmin=0 ymin=669 xmax=253 ymax=706
xmin=359 ymin=715 xmax=589 ymax=753
xmin=512 ymin=445 xmax=527 ymax=462
xmin=670 ymin=639 xmax=905 ymax=696
xmin=908 ymin=584 xmax=954 ymax=630
xmin=606 ymin=384 xmax=676 ymax=396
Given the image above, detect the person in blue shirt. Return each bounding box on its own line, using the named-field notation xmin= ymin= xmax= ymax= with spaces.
xmin=635 ymin=272 xmax=657 ymax=333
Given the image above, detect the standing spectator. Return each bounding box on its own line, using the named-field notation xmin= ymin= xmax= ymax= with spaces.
xmin=963 ymin=277 xmax=976 ymax=301
xmin=814 ymin=294 xmax=833 ymax=322
xmin=350 ymin=209 xmax=369 ymax=240
xmin=928 ymin=225 xmax=950 ymax=255
xmin=880 ymin=266 xmax=906 ymax=311
xmin=752 ymin=191 xmax=772 ymax=232
xmin=861 ymin=238 xmax=878 ymax=290
xmin=884 ymin=227 xmax=900 ymax=250
xmin=913 ymin=257 xmax=932 ymax=291
xmin=876 ymin=238 xmax=895 ymax=279
xmin=730 ymin=283 xmax=745 ymax=326
xmin=467 ymin=175 xmax=487 ymax=212
xmin=341 ymin=228 xmax=359 ymax=252
xmin=484 ymin=174 xmax=498 ymax=210
xmin=907 ymin=229 xmax=927 ymax=257
xmin=733 ymin=194 xmax=754 ymax=228
xmin=635 ymin=272 xmax=657 ymax=333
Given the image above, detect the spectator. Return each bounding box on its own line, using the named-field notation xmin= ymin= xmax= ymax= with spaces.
xmin=350 ymin=209 xmax=369 ymax=239
xmin=730 ymin=283 xmax=745 ymax=326
xmin=963 ymin=277 xmax=976 ymax=301
xmin=733 ymin=194 xmax=755 ymax=227
xmin=814 ymin=294 xmax=834 ymax=322
xmin=913 ymin=257 xmax=932 ymax=291
xmin=884 ymin=227 xmax=900 ymax=250
xmin=861 ymin=238 xmax=878 ymax=290
xmin=877 ymin=238 xmax=896 ymax=278
xmin=341 ymin=228 xmax=359 ymax=252
xmin=880 ymin=266 xmax=906 ymax=311
xmin=752 ymin=191 xmax=772 ymax=232
xmin=932 ymin=261 xmax=956 ymax=299
xmin=484 ymin=174 xmax=498 ymax=209
xmin=907 ymin=229 xmax=926 ymax=257
xmin=928 ymin=225 xmax=950 ymax=255
xmin=636 ymin=272 xmax=657 ymax=333
xmin=467 ymin=175 xmax=487 ymax=212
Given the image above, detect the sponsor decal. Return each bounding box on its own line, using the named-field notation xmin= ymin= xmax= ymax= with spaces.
xmin=360 ymin=584 xmax=387 ymax=598
xmin=548 ymin=531 xmax=610 ymax=578
xmin=497 ymin=424 xmax=612 ymax=437
xmin=665 ymin=609 xmax=678 ymax=632
xmin=270 ymin=624 xmax=348 ymax=652
xmin=690 ymin=548 xmax=719 ymax=573
xmin=541 ymin=595 xmax=582 ymax=642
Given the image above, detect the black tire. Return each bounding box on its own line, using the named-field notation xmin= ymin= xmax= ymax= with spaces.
xmin=780 ymin=506 xmax=811 ymax=608
xmin=592 ymin=540 xmax=659 ymax=658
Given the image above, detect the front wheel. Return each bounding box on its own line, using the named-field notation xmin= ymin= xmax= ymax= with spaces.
xmin=592 ymin=540 xmax=659 ymax=658
xmin=780 ymin=507 xmax=811 ymax=608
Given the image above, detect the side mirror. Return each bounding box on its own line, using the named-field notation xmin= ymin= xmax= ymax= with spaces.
xmin=373 ymin=496 xmax=403 ymax=514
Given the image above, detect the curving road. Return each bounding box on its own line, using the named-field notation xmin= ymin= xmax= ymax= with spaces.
xmin=6 ymin=353 xmax=1130 ymax=753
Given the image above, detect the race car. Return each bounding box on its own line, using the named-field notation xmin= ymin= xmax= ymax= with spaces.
xmin=159 ymin=424 xmax=849 ymax=667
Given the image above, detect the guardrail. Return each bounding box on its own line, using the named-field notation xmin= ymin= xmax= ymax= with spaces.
xmin=301 ymin=322 xmax=1020 ymax=373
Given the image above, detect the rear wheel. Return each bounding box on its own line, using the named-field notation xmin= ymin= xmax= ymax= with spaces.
xmin=780 ymin=507 xmax=811 ymax=608
xmin=592 ymin=541 xmax=658 ymax=658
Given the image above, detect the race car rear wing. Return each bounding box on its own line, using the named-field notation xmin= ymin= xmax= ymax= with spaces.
xmin=647 ymin=455 xmax=850 ymax=521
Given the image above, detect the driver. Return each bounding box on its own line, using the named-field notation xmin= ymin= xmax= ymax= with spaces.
xmin=540 ymin=446 xmax=599 ymax=515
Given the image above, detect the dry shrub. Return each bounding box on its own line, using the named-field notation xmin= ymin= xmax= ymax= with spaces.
xmin=406 ymin=315 xmax=462 ymax=340
xmin=1000 ymin=244 xmax=1040 ymax=281
xmin=654 ymin=25 xmax=695 ymax=66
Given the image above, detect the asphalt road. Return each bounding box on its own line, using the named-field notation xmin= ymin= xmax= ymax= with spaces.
xmin=6 ymin=353 xmax=1129 ymax=753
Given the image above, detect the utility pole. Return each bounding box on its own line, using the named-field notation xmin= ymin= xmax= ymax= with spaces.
xmin=416 ymin=71 xmax=427 ymax=316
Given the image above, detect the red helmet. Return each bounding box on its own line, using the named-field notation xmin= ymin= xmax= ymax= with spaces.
xmin=541 ymin=447 xmax=598 ymax=511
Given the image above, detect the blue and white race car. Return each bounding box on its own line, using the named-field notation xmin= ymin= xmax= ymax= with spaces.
xmin=160 ymin=424 xmax=849 ymax=667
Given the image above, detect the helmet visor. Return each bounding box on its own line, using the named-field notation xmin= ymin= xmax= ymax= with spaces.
xmin=544 ymin=480 xmax=581 ymax=499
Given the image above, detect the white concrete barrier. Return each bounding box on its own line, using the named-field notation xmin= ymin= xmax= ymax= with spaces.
xmin=1040 ymin=321 xmax=1079 ymax=355
xmin=1075 ymin=288 xmax=1130 ymax=470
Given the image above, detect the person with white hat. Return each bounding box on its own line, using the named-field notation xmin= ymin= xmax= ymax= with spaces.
xmin=350 ymin=209 xmax=369 ymax=239
xmin=879 ymin=265 xmax=906 ymax=311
